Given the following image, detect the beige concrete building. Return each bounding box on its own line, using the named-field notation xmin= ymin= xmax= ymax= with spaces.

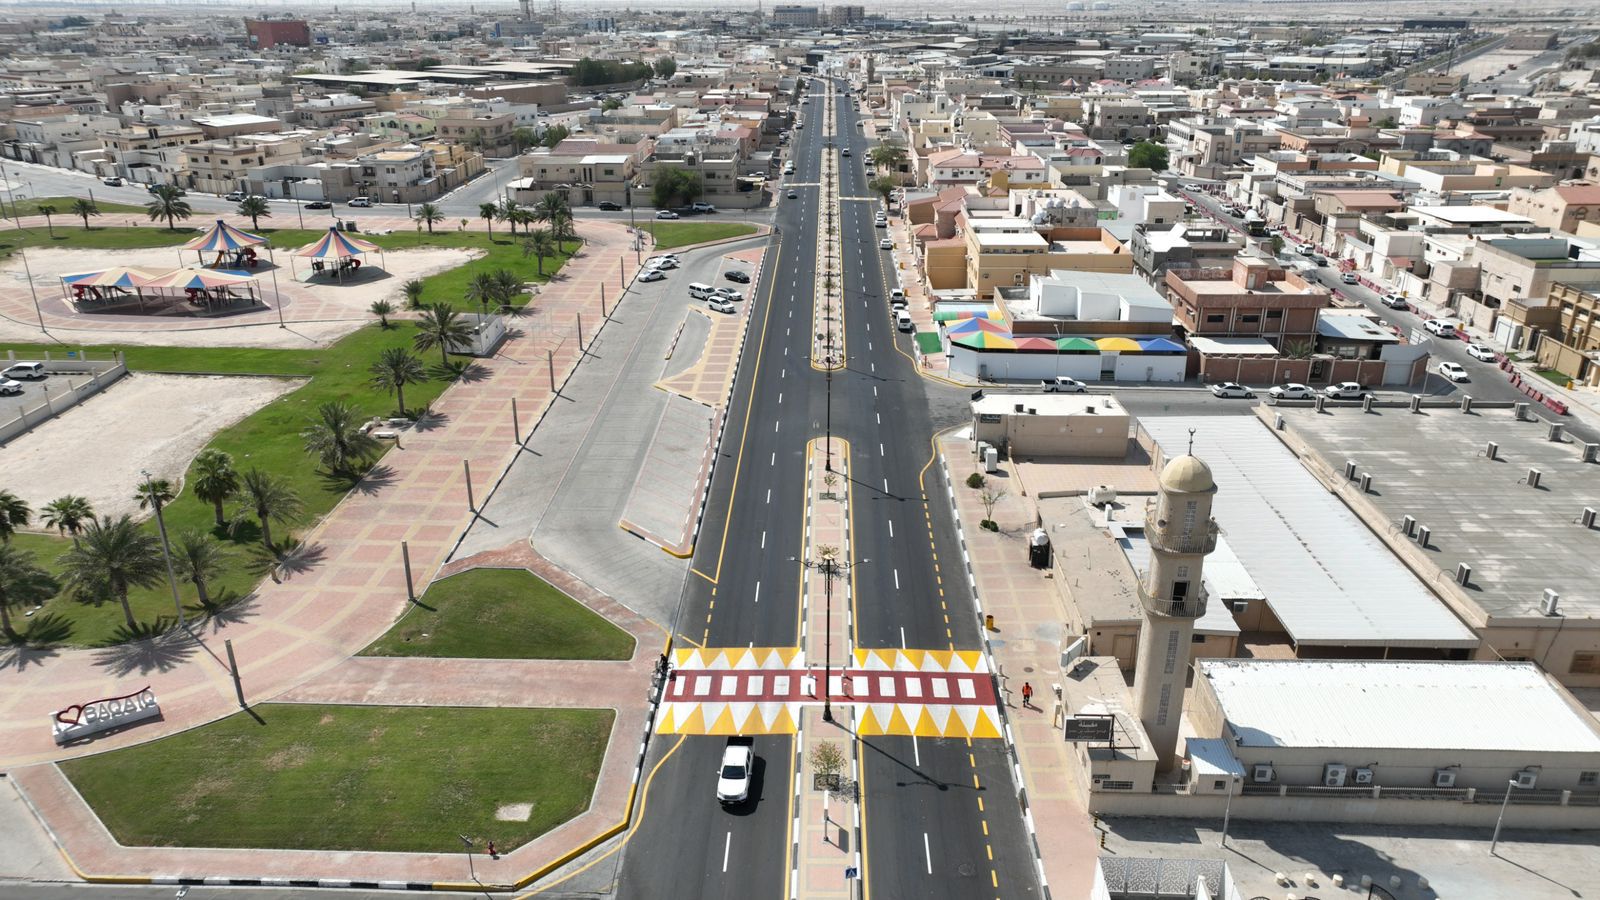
xmin=963 ymin=221 xmax=1131 ymax=300
xmin=971 ymin=392 xmax=1131 ymax=458
xmin=1507 ymin=183 xmax=1600 ymax=234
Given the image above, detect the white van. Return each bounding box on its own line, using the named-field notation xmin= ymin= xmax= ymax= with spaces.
xmin=1 ymin=361 xmax=45 ymax=380
xmin=688 ymin=282 xmax=716 ymax=300
xmin=895 ymin=310 xmax=913 ymax=332
xmin=1424 ymin=318 xmax=1457 ymax=337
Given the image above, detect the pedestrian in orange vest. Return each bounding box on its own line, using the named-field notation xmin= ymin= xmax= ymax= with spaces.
xmin=1021 ymin=682 xmax=1034 ymax=709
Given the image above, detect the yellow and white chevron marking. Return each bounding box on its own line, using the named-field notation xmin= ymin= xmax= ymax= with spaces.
xmin=655 ymin=648 xmax=1002 ymax=738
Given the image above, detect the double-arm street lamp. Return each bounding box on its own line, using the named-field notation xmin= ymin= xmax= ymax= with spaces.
xmin=792 ymin=553 xmax=868 ymax=723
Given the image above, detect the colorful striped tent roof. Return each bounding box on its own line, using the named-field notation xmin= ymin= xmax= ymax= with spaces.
xmin=1138 ymin=337 xmax=1186 ymax=353
xmin=183 ymin=220 xmax=267 ymax=253
xmin=951 ymin=331 xmax=1016 ymax=350
xmin=60 ymin=266 xmax=165 ymax=288
xmin=1013 ymin=336 xmax=1060 ymax=351
xmin=140 ymin=268 xmax=258 ymax=290
xmin=294 ymin=227 xmax=381 ymax=260
xmin=946 ymin=317 xmax=1009 ymax=336
xmin=1094 ymin=337 xmax=1144 ymax=352
xmin=932 ymin=308 xmax=1003 ymax=323
xmin=1055 ymin=337 xmax=1100 ymax=352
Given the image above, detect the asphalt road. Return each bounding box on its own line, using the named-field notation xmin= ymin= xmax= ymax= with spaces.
xmin=614 ymin=78 xmax=1039 ymax=899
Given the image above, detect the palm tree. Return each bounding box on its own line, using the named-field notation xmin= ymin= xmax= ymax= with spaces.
xmin=134 ymin=479 xmax=176 ymax=511
xmin=232 ymin=468 xmax=302 ymax=550
xmin=0 ymin=491 xmax=31 ymax=543
xmin=479 ymin=202 xmax=500 ymax=239
xmin=415 ymin=202 xmax=445 ymax=234
xmin=536 ymin=192 xmax=574 ymax=249
xmin=370 ymin=299 xmax=395 ymax=328
xmin=71 ymin=198 xmax=100 ymax=230
xmin=868 ymin=175 xmax=897 ymax=208
xmin=0 ymin=545 xmax=57 ymax=640
xmin=145 ymin=185 xmax=192 ymax=231
xmin=301 ymin=401 xmax=382 ymax=475
xmin=370 ymin=347 xmax=428 ymax=415
xmin=466 ymin=271 xmax=498 ymax=317
xmin=57 ymin=515 xmax=164 ymax=630
xmin=498 ymin=200 xmax=520 ymax=236
xmin=237 ymin=195 xmax=271 ymax=230
xmin=37 ymin=203 xmax=57 ymax=238
xmin=512 ymin=126 xmax=538 ymax=153
xmin=522 ymin=228 xmax=558 ymax=275
xmin=402 ymin=278 xmax=425 ymax=309
xmin=191 ymin=449 xmax=239 ymax=529
xmin=491 ymin=269 xmax=522 ymax=311
xmin=412 ymin=303 xmax=473 ymax=367
xmin=509 ymin=205 xmax=536 ymax=237
xmin=40 ymin=495 xmax=95 ymax=546
xmin=870 ymin=143 xmax=908 ymax=173
xmin=172 ymin=529 xmax=230 ymax=608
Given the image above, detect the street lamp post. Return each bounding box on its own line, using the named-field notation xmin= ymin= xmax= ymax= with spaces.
xmin=793 ymin=554 xmax=868 ymax=723
xmin=142 ymin=469 xmax=186 ymax=629
xmin=18 ymin=245 xmax=45 ymax=332
xmin=1490 ymin=777 xmax=1528 ymax=855
xmin=1220 ymin=773 xmax=1241 ymax=848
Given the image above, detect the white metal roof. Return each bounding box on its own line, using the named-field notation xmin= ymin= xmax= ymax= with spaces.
xmin=1142 ymin=417 xmax=1478 ymax=648
xmin=1200 ymin=659 xmax=1600 ymax=753
xmin=1186 ymin=737 xmax=1246 ymax=777
xmin=1118 ymin=529 xmax=1243 ymax=636
xmin=1188 ymin=336 xmax=1279 ymax=356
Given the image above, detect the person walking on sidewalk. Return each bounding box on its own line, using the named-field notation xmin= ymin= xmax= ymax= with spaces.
xmin=1021 ymin=682 xmax=1034 ymax=709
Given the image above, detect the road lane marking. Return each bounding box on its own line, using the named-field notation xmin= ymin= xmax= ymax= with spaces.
xmin=775 ymin=421 xmax=780 ymax=432
xmin=912 ymin=734 xmax=920 ymax=766
xmin=778 ymin=392 xmax=783 ymax=404
xmin=723 ymin=831 xmax=732 ymax=872
xmin=879 ymin=443 xmax=884 ymax=456
xmin=754 ymin=581 xmax=760 ymax=603
xmin=882 ymin=478 xmax=888 ymax=493
xmin=894 ymin=569 xmax=900 ymax=590
xmin=771 ymin=452 xmax=775 ymax=466
xmin=762 ymin=531 xmax=767 ymax=549
xmin=923 ymin=832 xmax=932 ymax=875
xmin=887 ymin=520 xmax=893 ymax=537
xmin=766 ymin=489 xmax=771 ymax=504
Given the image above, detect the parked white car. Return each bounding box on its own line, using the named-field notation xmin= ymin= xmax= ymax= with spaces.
xmin=645 ymin=256 xmax=679 ymax=270
xmin=1267 ymin=383 xmax=1315 ymax=400
xmin=1424 ymin=318 xmax=1458 ymax=337
xmin=1042 ymin=376 xmax=1088 ymax=393
xmin=638 ymin=269 xmax=666 ymax=282
xmin=1467 ymin=344 xmax=1498 ymax=362
xmin=0 ymin=378 xmax=22 ymax=396
xmin=1437 ymin=362 xmax=1470 ymax=383
xmin=1209 ymin=382 xmax=1255 ymax=399
xmin=708 ymin=298 xmax=737 ymax=314
xmin=1324 ymin=382 xmax=1368 ymax=399
xmin=879 ymin=238 xmax=892 ymax=250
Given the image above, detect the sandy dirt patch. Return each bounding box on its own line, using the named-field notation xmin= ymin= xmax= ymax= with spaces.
xmin=0 ymin=245 xmax=478 ymax=349
xmin=3 ymin=372 xmax=304 ymax=523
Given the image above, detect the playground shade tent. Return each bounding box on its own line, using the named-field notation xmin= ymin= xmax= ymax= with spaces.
xmin=291 ymin=227 xmax=385 ymax=281
xmin=61 ymin=265 xmax=260 ymax=313
xmin=182 ymin=220 xmax=268 ymax=269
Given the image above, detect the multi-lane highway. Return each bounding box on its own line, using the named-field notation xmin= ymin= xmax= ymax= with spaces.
xmin=614 ymin=78 xmax=1039 ymax=899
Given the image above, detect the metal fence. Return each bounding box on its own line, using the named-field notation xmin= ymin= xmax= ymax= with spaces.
xmin=1099 ymin=857 xmax=1224 ymax=899
xmin=0 ymin=354 xmax=127 ymax=445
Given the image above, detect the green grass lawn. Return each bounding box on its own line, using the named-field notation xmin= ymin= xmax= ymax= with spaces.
xmin=1 ymin=324 xmax=464 ymax=648
xmin=61 ymin=704 xmax=613 ymax=853
xmin=640 ymin=221 xmax=758 ymax=249
xmin=1534 ymin=368 xmax=1573 ymax=385
xmin=361 ymin=568 xmax=635 ymax=660
xmin=9 ymin=196 xmax=147 ymax=217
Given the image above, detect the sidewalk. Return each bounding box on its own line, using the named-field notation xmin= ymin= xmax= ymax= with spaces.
xmin=939 ymin=434 xmax=1101 ymax=900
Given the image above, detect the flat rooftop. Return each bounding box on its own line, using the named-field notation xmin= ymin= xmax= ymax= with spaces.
xmin=1276 ymin=405 xmax=1600 ymax=621
xmin=1200 ymin=659 xmax=1600 ymax=753
xmin=973 ymin=392 xmax=1128 ymax=418
xmin=1141 ymin=417 xmax=1478 ymax=649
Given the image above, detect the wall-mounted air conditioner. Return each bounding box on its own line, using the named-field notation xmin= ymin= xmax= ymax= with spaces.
xmin=1433 ymin=768 xmax=1457 ymax=788
xmin=1353 ymin=767 xmax=1374 ymax=786
xmin=1323 ymin=764 xmax=1348 ymax=787
xmin=1515 ymin=769 xmax=1539 ymax=789
xmin=1252 ymin=763 xmax=1275 ymax=784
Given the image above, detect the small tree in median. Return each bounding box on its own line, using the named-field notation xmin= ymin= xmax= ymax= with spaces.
xmin=979 ymin=487 xmax=1007 ymax=532
xmin=809 ymin=740 xmax=845 ymax=790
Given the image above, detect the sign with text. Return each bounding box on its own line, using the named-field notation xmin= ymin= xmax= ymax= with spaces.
xmin=51 ymin=686 xmax=160 ymax=745
xmin=1063 ymin=715 xmax=1115 ymax=743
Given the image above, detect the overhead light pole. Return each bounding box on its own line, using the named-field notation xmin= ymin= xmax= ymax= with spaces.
xmin=1490 ymin=777 xmax=1529 ymax=856
xmin=792 ymin=553 xmax=868 ymax=723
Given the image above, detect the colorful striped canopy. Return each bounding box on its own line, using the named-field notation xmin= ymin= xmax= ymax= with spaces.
xmin=1138 ymin=338 xmax=1186 ymax=353
xmin=1013 ymin=336 xmax=1060 ymax=351
xmin=140 ymin=268 xmax=258 ymax=290
xmin=60 ymin=266 xmax=164 ymax=288
xmin=1094 ymin=337 xmax=1143 ymax=352
xmin=951 ymin=331 xmax=1016 ymax=350
xmin=932 ymin=308 xmax=1003 ymax=323
xmin=183 ymin=220 xmax=267 ymax=253
xmin=1055 ymin=337 xmax=1100 ymax=352
xmin=945 ymin=317 xmax=1010 ymax=335
xmin=294 ymin=227 xmax=380 ymax=260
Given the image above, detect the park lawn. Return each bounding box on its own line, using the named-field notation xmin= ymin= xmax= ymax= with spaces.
xmin=61 ymin=704 xmax=614 ymax=853
xmin=640 ymin=221 xmax=758 ymax=249
xmin=11 ymin=196 xmax=147 ymax=217
xmin=1534 ymin=368 xmax=1572 ymax=386
xmin=2 ymin=324 xmax=458 ymax=647
xmin=361 ymin=568 xmax=635 ymax=660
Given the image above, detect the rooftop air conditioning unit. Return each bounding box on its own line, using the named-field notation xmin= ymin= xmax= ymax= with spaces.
xmin=1323 ymin=764 xmax=1348 ymax=787
xmin=1542 ymin=589 xmax=1561 ymax=617
xmin=1353 ymin=767 xmax=1374 ymax=786
xmin=1433 ymin=768 xmax=1457 ymax=788
xmin=1252 ymin=763 xmax=1275 ymax=784
xmin=1516 ymin=769 xmax=1539 ymax=789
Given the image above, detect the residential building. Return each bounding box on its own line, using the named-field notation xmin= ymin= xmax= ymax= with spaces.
xmin=770 ymin=5 xmax=820 ymax=26
xmin=962 ymin=221 xmax=1131 ymax=300
xmin=513 ymin=139 xmax=639 ymax=207
xmin=1533 ymin=282 xmax=1600 ymax=387
xmin=1166 ymin=256 xmax=1329 ymax=350
xmin=245 ymin=18 xmax=311 ymax=50
xmin=1507 ymin=184 xmax=1600 ymax=234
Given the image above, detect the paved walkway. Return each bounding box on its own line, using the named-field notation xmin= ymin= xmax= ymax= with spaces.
xmin=940 ymin=435 xmax=1102 ymax=900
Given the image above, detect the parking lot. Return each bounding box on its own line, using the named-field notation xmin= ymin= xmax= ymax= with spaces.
xmin=0 ymin=370 xmax=84 ymax=413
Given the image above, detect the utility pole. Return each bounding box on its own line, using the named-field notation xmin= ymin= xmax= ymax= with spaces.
xmin=793 ymin=552 xmax=867 ymax=723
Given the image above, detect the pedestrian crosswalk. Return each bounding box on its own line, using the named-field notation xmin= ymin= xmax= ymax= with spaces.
xmin=653 ymin=647 xmax=1003 ymax=738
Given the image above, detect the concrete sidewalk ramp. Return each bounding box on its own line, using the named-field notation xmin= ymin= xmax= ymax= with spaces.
xmin=619 ymin=393 xmax=718 ymax=556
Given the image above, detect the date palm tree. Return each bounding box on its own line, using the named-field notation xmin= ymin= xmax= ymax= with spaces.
xmin=71 ymin=197 xmax=100 ymax=230
xmin=172 ymin=528 xmax=230 ymax=608
xmin=491 ymin=268 xmax=522 ymax=311
xmin=369 ymin=347 xmax=427 ymax=416
xmin=191 ymin=449 xmax=239 ymax=529
xmin=40 ymin=495 xmax=95 ymax=547
xmin=301 ymin=400 xmax=381 ymax=475
xmin=145 ymin=185 xmax=192 ymax=231
xmin=402 ymin=278 xmax=425 ymax=309
xmin=522 ymin=228 xmax=558 ymax=276
xmin=370 ymin=299 xmax=395 ymax=328
xmin=509 ymin=205 xmax=536 ymax=236
xmin=869 ymin=142 xmax=907 ymax=173
xmin=414 ymin=202 xmax=445 ymax=234
xmin=0 ymin=545 xmax=57 ymax=641
xmin=37 ymin=203 xmax=57 ymax=238
xmin=57 ymin=515 xmax=164 ymax=630
xmin=0 ymin=490 xmax=32 ymax=544
xmin=412 ymin=303 xmax=472 ymax=367
xmin=231 ymin=468 xmax=302 ymax=550
xmin=536 ymin=192 xmax=574 ymax=249
xmin=497 ymin=200 xmax=520 ymax=236
xmin=237 ymin=195 xmax=271 ymax=231
xmin=134 ymin=479 xmax=176 ymax=511
xmin=466 ymin=271 xmax=498 ymax=317
xmin=479 ymin=201 xmax=500 ymax=239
